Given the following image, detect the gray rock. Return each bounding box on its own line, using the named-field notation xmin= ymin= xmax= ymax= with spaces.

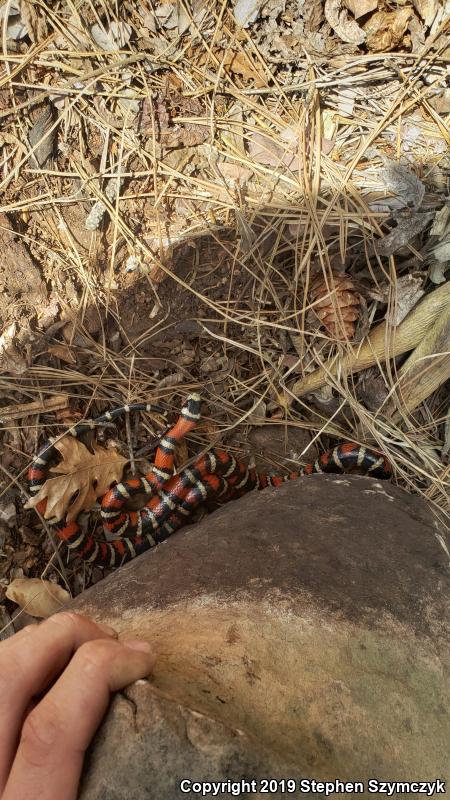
xmin=82 ymin=682 xmax=281 ymax=799
xmin=71 ymin=476 xmax=449 ymax=800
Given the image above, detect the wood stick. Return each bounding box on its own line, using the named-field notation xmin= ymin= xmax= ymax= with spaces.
xmin=0 ymin=395 xmax=69 ymax=422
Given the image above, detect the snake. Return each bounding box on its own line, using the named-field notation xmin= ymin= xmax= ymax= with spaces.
xmin=28 ymin=394 xmax=392 ymax=568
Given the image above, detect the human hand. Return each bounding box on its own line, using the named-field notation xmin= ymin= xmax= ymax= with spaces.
xmin=0 ymin=611 xmax=155 ymax=800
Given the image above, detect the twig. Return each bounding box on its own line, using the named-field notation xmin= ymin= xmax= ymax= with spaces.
xmin=0 ymin=394 xmax=69 ymax=422
xmin=124 ymin=412 xmax=136 ymax=476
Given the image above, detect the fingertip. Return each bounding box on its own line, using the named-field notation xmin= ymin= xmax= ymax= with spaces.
xmin=46 ymin=611 xmax=83 ymax=628
xmin=120 ymin=639 xmax=156 ymax=673
xmin=122 ymin=639 xmax=152 ymax=654
xmin=69 ymin=638 xmax=155 ymax=693
xmin=46 ymin=611 xmax=117 ymax=638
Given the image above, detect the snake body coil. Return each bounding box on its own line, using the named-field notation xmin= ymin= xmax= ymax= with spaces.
xmin=28 ymin=394 xmax=392 ymax=568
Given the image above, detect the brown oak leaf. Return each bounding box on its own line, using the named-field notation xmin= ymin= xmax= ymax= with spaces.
xmin=222 ymin=51 xmax=266 ymax=88
xmin=25 ymin=437 xmax=128 ymax=523
xmin=6 ymin=578 xmax=70 ymax=618
xmin=363 ymin=8 xmax=413 ymax=52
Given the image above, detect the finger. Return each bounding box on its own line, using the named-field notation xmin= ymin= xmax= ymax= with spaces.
xmin=3 ymin=638 xmax=154 ymax=800
xmin=0 ymin=612 xmax=117 ymax=793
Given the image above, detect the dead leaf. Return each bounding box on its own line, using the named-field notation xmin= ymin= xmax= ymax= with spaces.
xmin=324 ymin=0 xmax=366 ymax=44
xmin=90 ymin=20 xmax=132 ymax=50
xmin=177 ymin=1 xmax=207 ymax=34
xmin=343 ymin=0 xmax=378 ymax=19
xmin=0 ymin=322 xmax=27 ymax=375
xmin=53 ymin=12 xmax=91 ymax=49
xmin=216 ymin=161 xmax=253 ymax=185
xmin=20 ymin=0 xmax=48 ymax=41
xmin=412 ymin=0 xmax=439 ymax=27
xmin=155 ymin=3 xmax=179 ymax=30
xmin=222 ymin=51 xmax=266 ymax=88
xmin=247 ymin=130 xmax=300 ymax=170
xmin=25 ymin=437 xmax=128 ymax=523
xmin=48 ymin=344 xmax=77 ymax=364
xmin=363 ymin=8 xmax=412 ymax=52
xmin=233 ymin=0 xmax=262 ymax=27
xmin=0 ymin=0 xmax=27 ymax=39
xmin=140 ymin=10 xmax=157 ymax=33
xmin=322 ymin=109 xmax=338 ymax=154
xmin=428 ymin=262 xmax=447 ymax=284
xmin=0 ymin=502 xmax=16 ymax=526
xmin=375 ymin=212 xmax=434 ymax=256
xmin=379 ymin=160 xmax=425 ymax=211
xmin=429 ymin=205 xmax=450 ymax=240
xmin=6 ymin=578 xmax=70 ymax=618
xmin=247 ymin=398 xmax=267 ymax=424
xmin=28 ymin=105 xmax=55 ymax=168
xmin=385 ymin=275 xmax=425 ymax=326
xmin=430 ymin=239 xmax=450 ymax=263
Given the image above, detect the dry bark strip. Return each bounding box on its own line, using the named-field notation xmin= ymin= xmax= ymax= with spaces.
xmin=0 ymin=395 xmax=69 ymax=422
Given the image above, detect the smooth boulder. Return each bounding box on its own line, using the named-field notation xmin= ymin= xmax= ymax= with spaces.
xmin=68 ymin=475 xmax=449 ymax=799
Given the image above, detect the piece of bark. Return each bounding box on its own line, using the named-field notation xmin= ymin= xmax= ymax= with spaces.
xmin=0 ymin=395 xmax=69 ymax=422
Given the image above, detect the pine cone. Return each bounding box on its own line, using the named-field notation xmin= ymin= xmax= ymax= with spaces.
xmin=310 ymin=272 xmax=360 ymax=340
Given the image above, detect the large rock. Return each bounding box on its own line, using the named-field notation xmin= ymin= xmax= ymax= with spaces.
xmin=71 ymin=476 xmax=449 ymax=799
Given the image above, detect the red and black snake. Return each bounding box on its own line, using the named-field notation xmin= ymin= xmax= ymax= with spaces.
xmin=28 ymin=394 xmax=392 ymax=568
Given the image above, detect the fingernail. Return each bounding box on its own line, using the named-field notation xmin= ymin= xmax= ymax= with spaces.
xmin=122 ymin=638 xmax=153 ymax=654
xmin=97 ymin=622 xmax=118 ymax=637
